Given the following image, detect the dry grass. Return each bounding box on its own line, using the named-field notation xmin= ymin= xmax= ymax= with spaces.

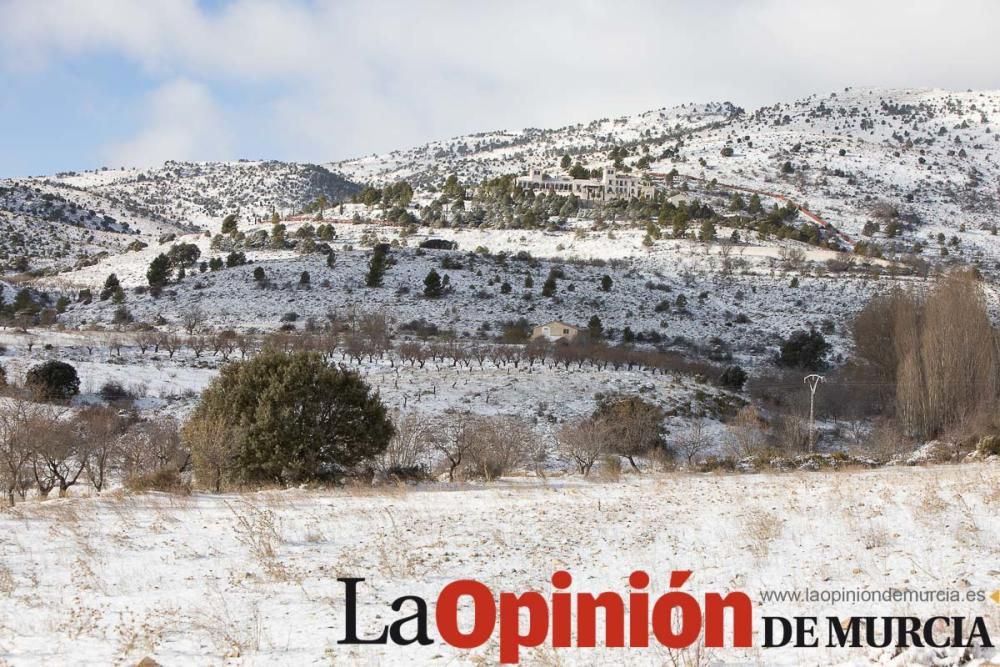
xmin=596 ymin=455 xmax=622 ymax=482
xmin=860 ymin=523 xmax=891 ymax=551
xmin=743 ymin=510 xmax=782 ymax=560
xmin=226 ymin=498 xmax=287 ymax=580
xmin=113 ymin=608 xmax=167 ymax=660
xmin=191 ymin=589 xmax=264 ymax=659
xmin=56 ymin=598 xmax=102 ymax=640
xmin=658 ymin=642 xmax=714 ymax=667
xmin=918 ymin=482 xmax=949 ymax=516
xmin=0 ymin=561 xmax=14 ymax=594
xmin=986 ymin=483 xmax=1000 ymax=507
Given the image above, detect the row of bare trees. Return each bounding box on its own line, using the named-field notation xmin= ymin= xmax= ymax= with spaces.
xmin=0 ymin=399 xmax=186 ymax=505
xmin=74 ymin=324 xmax=725 ymax=387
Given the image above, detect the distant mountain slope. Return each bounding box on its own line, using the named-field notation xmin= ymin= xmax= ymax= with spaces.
xmin=330 ymin=102 xmax=741 ymax=187
xmin=8 ymin=87 xmax=1000 ymax=278
xmin=331 ymin=87 xmax=1000 ymax=261
xmin=41 ymin=160 xmax=362 ymax=229
xmin=0 ymin=180 xmax=170 ymax=274
xmin=660 ymin=87 xmax=1000 ymax=243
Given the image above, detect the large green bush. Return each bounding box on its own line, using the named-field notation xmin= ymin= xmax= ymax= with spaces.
xmin=25 ymin=360 xmax=80 ymax=400
xmin=778 ymin=329 xmax=830 ymax=371
xmin=185 ymin=350 xmax=393 ymax=486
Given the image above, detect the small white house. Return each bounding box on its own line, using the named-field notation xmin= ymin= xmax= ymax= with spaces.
xmin=531 ymin=321 xmax=580 ymax=342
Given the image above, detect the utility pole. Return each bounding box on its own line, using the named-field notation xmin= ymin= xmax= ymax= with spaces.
xmin=804 ymin=374 xmax=825 ymax=452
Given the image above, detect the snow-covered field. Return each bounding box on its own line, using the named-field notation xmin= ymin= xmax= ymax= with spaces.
xmin=0 ymin=463 xmax=996 ymax=665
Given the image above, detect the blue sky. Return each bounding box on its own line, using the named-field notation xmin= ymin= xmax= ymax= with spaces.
xmin=2 ymin=0 xmax=999 ymax=178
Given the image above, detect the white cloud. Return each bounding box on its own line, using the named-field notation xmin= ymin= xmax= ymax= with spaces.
xmin=2 ymin=0 xmax=1000 ymax=164
xmin=103 ymin=78 xmax=232 ymax=168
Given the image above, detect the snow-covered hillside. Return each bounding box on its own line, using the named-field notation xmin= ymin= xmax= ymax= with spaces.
xmin=0 ymin=180 xmax=184 ymax=274
xmin=332 ymin=102 xmax=740 ymax=188
xmin=40 ymin=160 xmax=361 ymax=228
xmin=663 ymin=88 xmax=1000 ymax=246
xmin=333 ymin=87 xmax=1000 ymax=268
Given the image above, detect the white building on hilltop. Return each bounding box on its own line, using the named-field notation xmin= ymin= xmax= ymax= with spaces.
xmin=515 ymin=168 xmax=655 ymax=201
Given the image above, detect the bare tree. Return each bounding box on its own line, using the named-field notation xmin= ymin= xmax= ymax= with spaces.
xmin=183 ymin=414 xmax=239 ymax=492
xmin=107 ymin=335 xmax=125 ymax=356
xmin=725 ymin=405 xmax=767 ymax=459
xmin=556 ymin=417 xmax=610 ymax=476
xmin=118 ymin=417 xmax=188 ymax=482
xmin=398 ymin=342 xmax=428 ymax=368
xmin=374 ymin=412 xmax=432 ymax=479
xmin=78 ymin=405 xmax=126 ymax=493
xmin=213 ymin=330 xmax=238 ymax=360
xmin=189 ymin=335 xmax=209 ymax=358
xmin=593 ymin=395 xmax=665 ymax=472
xmin=431 ymin=411 xmax=478 ymax=482
xmin=358 ymin=311 xmax=392 ymax=361
xmin=465 ymin=416 xmax=533 ymax=481
xmin=342 ymin=332 xmax=366 ymax=364
xmin=31 ymin=407 xmax=84 ymax=497
xmin=0 ymin=399 xmax=33 ymax=505
xmin=135 ymin=331 xmax=158 ymax=355
xmin=772 ymin=414 xmax=809 ymax=452
xmin=675 ymin=418 xmax=712 ymax=466
xmin=237 ymin=333 xmax=257 ymax=359
xmin=181 ymin=307 xmax=206 ymax=335
xmin=161 ymin=334 xmax=183 ymax=359
xmin=854 ymin=272 xmax=1000 ymax=439
xmin=524 ymin=339 xmax=549 ymax=369
xmin=470 ymin=345 xmax=489 ymax=369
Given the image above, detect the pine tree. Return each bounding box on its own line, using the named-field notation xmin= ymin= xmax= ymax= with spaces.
xmin=147 ymin=254 xmax=171 ymax=288
xmin=365 ymin=246 xmax=388 ymax=287
xmin=221 ymin=213 xmax=239 ymax=235
xmin=270 ymin=223 xmax=287 ymax=249
xmin=587 ymin=315 xmax=603 ymax=340
xmin=524 ymin=274 xmax=534 ymax=289
xmin=699 ymin=219 xmax=717 ymax=242
xmin=672 ymin=212 xmax=689 ymax=239
xmin=600 ymin=275 xmax=613 ymax=292
xmin=542 ymin=275 xmax=557 ymax=297
xmin=13 ymin=288 xmax=36 ymax=313
xmin=423 ymin=269 xmax=443 ymax=298
xmin=100 ymin=274 xmax=120 ymax=301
